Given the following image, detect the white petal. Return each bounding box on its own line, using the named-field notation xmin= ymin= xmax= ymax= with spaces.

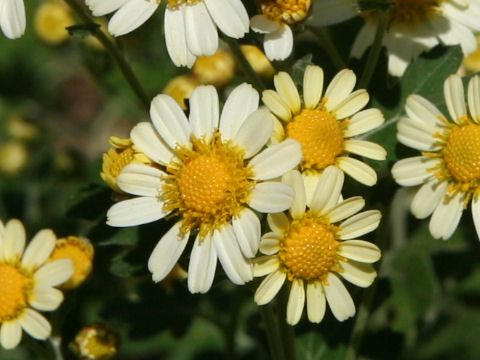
xmin=219 ymin=83 xmax=259 ymax=141
xmin=34 ymin=259 xmax=74 ymax=288
xmin=325 ymin=196 xmax=365 ymax=223
xmin=411 ymin=179 xmax=448 ymax=219
xmin=150 ymin=94 xmax=191 ymax=149
xmin=213 ymin=225 xmax=253 ymax=284
xmin=267 ymin=212 xmax=289 ymax=234
xmin=344 ymin=108 xmax=384 ymax=137
xmin=254 ymin=270 xmax=286 ymax=305
xmin=86 ymin=0 xmax=128 ymax=16
xmin=108 ymin=0 xmax=158 ymax=36
xmin=3 ymin=219 xmax=25 ymax=263
xmin=339 ymin=260 xmax=377 ymax=288
xmin=310 ymin=166 xmax=344 ymax=214
xmin=308 ymin=0 xmax=357 ymax=26
xmin=253 ymin=256 xmax=280 ymax=276
xmin=259 ymin=232 xmax=281 ymax=255
xmin=19 ymin=309 xmax=50 ymax=340
xmin=337 ymin=156 xmax=377 ymax=186
xmin=343 ymin=140 xmax=387 ymax=160
xmin=130 ymin=122 xmax=175 ymax=165
xmin=249 ymin=139 xmax=302 ymax=180
xmin=331 ymin=90 xmax=369 ymax=120
xmin=188 ymin=233 xmax=217 ymax=293
xmin=302 ymin=171 xmax=322 ymax=208
xmin=0 ymin=321 xmax=22 ymax=349
xmin=250 ymin=14 xmax=279 ymax=33
xmin=286 ymin=279 xmax=305 ymax=325
xmin=117 ymin=164 xmax=164 ymax=197
xmin=303 ymin=65 xmax=324 ymax=109
xmin=189 ymin=85 xmax=219 ymax=141
xmin=338 ymin=240 xmax=381 ymax=263
xmin=324 ymin=273 xmax=355 ymax=321
xmin=184 ymin=2 xmax=218 ymax=56
xmin=164 ymin=6 xmax=196 ymax=68
xmin=338 ymin=210 xmax=381 ymax=240
xmin=350 ymin=22 xmax=376 ymax=58
xmin=391 ymin=156 xmax=439 ymax=186
xmin=405 ymin=94 xmax=444 ymax=128
xmin=472 ymin=195 xmax=480 ymax=241
xmin=204 ymin=0 xmax=249 ymax=38
xmin=429 ymin=192 xmax=464 ymax=240
xmin=397 ymin=116 xmax=441 ymax=151
xmin=324 ymin=69 xmax=356 ymax=111
xmin=21 ymin=229 xmax=56 ymax=271
xmin=282 ymin=170 xmax=306 ymax=219
xmin=233 ymin=109 xmax=273 ymax=158
xmin=274 ymin=72 xmax=301 ymax=115
xmin=0 ymin=0 xmax=25 ymax=39
xmin=264 ymin=24 xmax=293 ymax=61
xmin=148 ymin=222 xmax=189 ymax=282
xmin=306 ymin=282 xmax=326 ymax=323
xmin=249 ymin=182 xmax=294 ymax=213
xmin=467 ymin=75 xmax=480 ymax=123
xmin=262 ymin=89 xmax=292 ymax=121
xmin=106 ymin=196 xmax=169 ymax=227
xmin=444 ymin=74 xmax=466 ymax=123
xmin=232 ymin=208 xmax=261 ymax=258
xmin=30 ymin=287 xmax=64 ymax=311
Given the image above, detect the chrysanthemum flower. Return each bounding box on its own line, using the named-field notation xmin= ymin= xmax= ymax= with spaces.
xmin=254 ymin=168 xmax=381 ymax=325
xmin=262 ymin=65 xmax=386 ymax=194
xmin=392 ymin=74 xmax=480 ymax=240
xmin=0 ymin=219 xmax=73 ymax=349
xmin=85 ymin=0 xmax=249 ymax=67
xmin=101 ymin=136 xmax=153 ymax=193
xmin=106 ymin=83 xmax=302 ymax=293
xmin=0 ymin=0 xmax=25 ymax=39
xmin=312 ymin=0 xmax=480 ymax=77
xmin=250 ymin=0 xmax=312 ymax=61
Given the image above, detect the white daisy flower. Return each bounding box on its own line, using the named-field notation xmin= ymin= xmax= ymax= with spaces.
xmin=0 ymin=0 xmax=26 ymax=39
xmin=106 ymin=83 xmax=302 ymax=293
xmin=0 ymin=219 xmax=74 ymax=349
xmin=85 ymin=0 xmax=249 ymax=67
xmin=262 ymin=65 xmax=386 ymax=194
xmin=311 ymin=0 xmax=480 ymax=77
xmin=253 ymin=168 xmax=381 ymax=325
xmin=392 ymin=74 xmax=480 ymax=240
xmin=250 ymin=0 xmax=312 ymax=61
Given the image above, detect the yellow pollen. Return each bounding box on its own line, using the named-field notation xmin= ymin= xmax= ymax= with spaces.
xmin=279 ymin=213 xmax=340 ymax=281
xmin=167 ymin=0 xmax=201 ymax=8
xmin=178 ymin=155 xmax=231 ymax=214
xmin=286 ymin=108 xmax=344 ymax=171
xmin=259 ymin=0 xmax=312 ymax=24
xmin=163 ymin=132 xmax=254 ymax=236
xmin=0 ymin=263 xmax=32 ymax=322
xmin=107 ymin=147 xmax=135 ymax=179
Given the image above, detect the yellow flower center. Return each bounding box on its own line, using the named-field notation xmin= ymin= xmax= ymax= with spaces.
xmin=163 ymin=132 xmax=254 ymax=237
xmin=279 ymin=213 xmax=340 ymax=282
xmin=72 ymin=324 xmax=119 ymax=360
xmin=106 ymin=147 xmax=135 ymax=179
xmin=0 ymin=263 xmax=32 ymax=322
xmin=259 ymin=0 xmax=312 ymax=24
xmin=286 ymin=108 xmax=344 ymax=171
xmin=167 ymin=0 xmax=200 ymax=8
xmin=49 ymin=237 xmax=94 ymax=290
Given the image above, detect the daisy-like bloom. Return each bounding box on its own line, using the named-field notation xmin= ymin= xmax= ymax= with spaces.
xmin=250 ymin=0 xmax=312 ymax=61
xmin=49 ymin=236 xmax=94 ymax=290
xmin=85 ymin=0 xmax=249 ymax=68
xmin=312 ymin=0 xmax=480 ymax=77
xmin=70 ymin=323 xmax=119 ymax=360
xmin=392 ymin=74 xmax=480 ymax=240
xmin=0 ymin=0 xmax=25 ymax=39
xmin=106 ymin=83 xmax=302 ymax=293
xmin=262 ymin=65 xmax=386 ymax=195
xmin=192 ymin=48 xmax=236 ymax=88
xmin=101 ymin=136 xmax=153 ymax=193
xmin=0 ymin=219 xmax=73 ymax=349
xmin=254 ymin=168 xmax=381 ymax=325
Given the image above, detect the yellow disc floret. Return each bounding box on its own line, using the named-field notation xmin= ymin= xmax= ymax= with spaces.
xmin=259 ymin=0 xmax=312 ymax=24
xmin=0 ymin=263 xmax=32 ymax=322
xmin=163 ymin=132 xmax=255 ymax=237
xmin=286 ymin=108 xmax=345 ymax=171
xmin=279 ymin=212 xmax=341 ymax=282
xmin=70 ymin=323 xmax=119 ymax=360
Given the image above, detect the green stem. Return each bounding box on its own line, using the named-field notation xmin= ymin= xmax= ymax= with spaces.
xmin=49 ymin=336 xmax=65 ymax=360
xmin=307 ymin=26 xmax=346 ymax=70
xmin=277 ymin=285 xmax=296 ymax=360
xmin=223 ymin=36 xmax=266 ymax=93
xmin=64 ymin=0 xmax=150 ymax=111
xmin=260 ymin=303 xmax=286 ymax=360
xmin=357 ymin=10 xmax=388 ymax=89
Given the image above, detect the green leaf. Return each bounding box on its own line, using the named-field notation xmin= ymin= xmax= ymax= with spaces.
xmin=357 ymin=0 xmax=393 ymax=12
xmin=98 ymin=227 xmax=139 ymax=247
xmin=110 ymin=252 xmax=143 ymax=278
xmin=291 ymin=53 xmax=313 ymax=87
